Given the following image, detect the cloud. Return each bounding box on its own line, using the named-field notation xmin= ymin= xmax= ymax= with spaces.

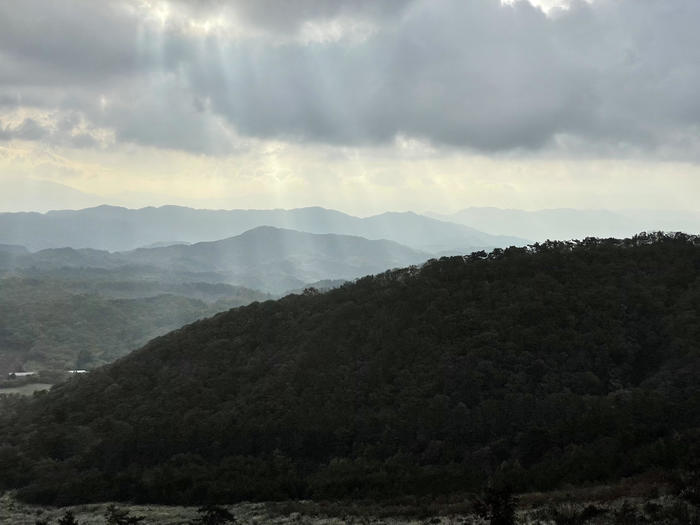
xmin=0 ymin=118 xmax=49 ymax=141
xmin=0 ymin=111 xmax=111 ymax=149
xmin=1 ymin=0 xmax=700 ymax=159
xmin=166 ymin=0 xmax=411 ymax=34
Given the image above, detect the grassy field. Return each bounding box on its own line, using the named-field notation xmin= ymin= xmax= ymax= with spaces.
xmin=0 ymin=383 xmax=53 ymax=396
xmin=1 ymin=475 xmax=697 ymax=524
xmin=0 ymin=496 xmax=397 ymax=525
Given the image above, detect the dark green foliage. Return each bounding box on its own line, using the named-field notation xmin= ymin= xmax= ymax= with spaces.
xmin=548 ymin=504 xmax=607 ymax=524
xmin=472 ymin=485 xmax=517 ymax=525
xmin=104 ymin=504 xmax=144 ymax=524
xmin=677 ymin=459 xmax=700 ymax=507
xmin=613 ymin=501 xmax=645 ymax=524
xmin=642 ymin=501 xmax=662 ymax=521
xmin=190 ymin=505 xmax=237 ymax=524
xmin=666 ymin=500 xmax=700 ymax=525
xmin=0 ymin=276 xmax=267 ymax=373
xmin=57 ymin=510 xmax=79 ymax=525
xmin=2 ymin=233 xmax=700 ymax=505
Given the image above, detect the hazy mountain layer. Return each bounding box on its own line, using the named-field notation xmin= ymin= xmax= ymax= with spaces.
xmin=430 ymin=207 xmax=700 ymax=241
xmin=122 ymin=226 xmax=430 ymax=293
xmin=0 ymin=227 xmax=428 ymax=373
xmin=0 ymin=205 xmax=525 ymax=253
xmin=1 ymin=226 xmax=431 ymax=294
xmin=2 ymin=233 xmax=698 ymax=505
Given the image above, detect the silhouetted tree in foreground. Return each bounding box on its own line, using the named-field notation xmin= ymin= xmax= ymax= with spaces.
xmin=473 ymin=485 xmax=517 ymax=525
xmin=104 ymin=505 xmax=144 ymax=524
xmin=678 ymin=463 xmax=700 ymax=507
xmin=190 ymin=505 xmax=237 ymax=524
xmin=57 ymin=510 xmax=79 ymax=525
xmin=547 ymin=503 xmax=606 ymax=525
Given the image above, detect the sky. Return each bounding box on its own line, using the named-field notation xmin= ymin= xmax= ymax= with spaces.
xmin=1 ymin=0 xmax=700 ymax=215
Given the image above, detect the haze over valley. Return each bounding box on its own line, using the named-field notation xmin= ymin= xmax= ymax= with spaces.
xmin=0 ymin=205 xmax=524 ymax=376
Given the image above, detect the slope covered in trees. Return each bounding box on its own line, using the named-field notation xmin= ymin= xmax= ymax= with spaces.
xmin=1 ymin=233 xmax=699 ymax=506
xmin=0 ymin=277 xmax=269 ymax=375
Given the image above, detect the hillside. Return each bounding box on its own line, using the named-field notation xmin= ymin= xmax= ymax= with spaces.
xmin=0 ymin=227 xmax=426 ymax=374
xmin=0 ymin=205 xmax=525 ymax=253
xmin=122 ymin=226 xmax=430 ymax=293
xmin=0 ymin=278 xmax=269 ymax=375
xmin=1 ymin=233 xmax=699 ymax=506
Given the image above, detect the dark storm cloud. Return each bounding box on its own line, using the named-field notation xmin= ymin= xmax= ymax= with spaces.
xmin=0 ymin=1 xmax=145 ymax=80
xmin=1 ymin=0 xmax=700 ymax=157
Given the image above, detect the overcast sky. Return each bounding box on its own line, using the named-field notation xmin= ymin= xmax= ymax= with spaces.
xmin=1 ymin=0 xmax=699 ymax=215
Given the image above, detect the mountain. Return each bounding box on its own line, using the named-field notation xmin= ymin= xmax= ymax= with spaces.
xmin=0 ymin=205 xmax=526 ymax=253
xmin=0 ymin=244 xmax=30 ymax=269
xmin=2 ymin=232 xmax=698 ymax=505
xmin=0 ymin=243 xmax=29 ymax=255
xmin=0 ymin=227 xmax=428 ymax=373
xmin=429 ymin=207 xmax=700 ymax=241
xmin=1 ymin=227 xmax=431 ymax=294
xmin=121 ymin=226 xmax=430 ymax=293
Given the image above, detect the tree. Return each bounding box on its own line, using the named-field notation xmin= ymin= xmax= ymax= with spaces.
xmin=57 ymin=510 xmax=79 ymax=525
xmin=75 ymin=349 xmax=93 ymax=370
xmin=473 ymin=485 xmax=517 ymax=525
xmin=190 ymin=505 xmax=237 ymax=524
xmin=104 ymin=505 xmax=144 ymax=525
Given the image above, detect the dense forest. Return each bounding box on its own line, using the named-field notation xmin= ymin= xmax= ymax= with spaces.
xmin=0 ymin=277 xmax=269 ymax=374
xmin=1 ymin=233 xmax=699 ymax=506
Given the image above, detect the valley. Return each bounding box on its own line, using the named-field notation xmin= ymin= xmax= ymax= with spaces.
xmin=0 ymin=216 xmax=457 ymax=378
xmin=0 ymin=475 xmax=693 ymax=524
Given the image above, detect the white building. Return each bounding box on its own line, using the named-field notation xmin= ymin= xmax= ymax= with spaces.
xmin=7 ymin=371 xmax=37 ymax=379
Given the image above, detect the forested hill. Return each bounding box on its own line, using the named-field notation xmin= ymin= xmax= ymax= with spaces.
xmin=2 ymin=233 xmax=699 ymax=505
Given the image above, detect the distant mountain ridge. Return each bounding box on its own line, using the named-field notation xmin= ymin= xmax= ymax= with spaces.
xmin=0 ymin=205 xmax=525 ymax=253
xmin=0 ymin=226 xmax=431 ymax=294
xmin=123 ymin=226 xmax=430 ymax=293
xmin=0 ymin=244 xmax=28 ymax=255
xmin=429 ymin=207 xmax=700 ymax=241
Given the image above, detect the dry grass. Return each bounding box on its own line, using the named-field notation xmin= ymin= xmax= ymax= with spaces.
xmin=0 ymin=383 xmax=53 ymax=396
xmin=0 ymin=474 xmax=694 ymax=525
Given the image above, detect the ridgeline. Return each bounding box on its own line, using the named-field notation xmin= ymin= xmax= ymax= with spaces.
xmin=1 ymin=233 xmax=699 ymax=505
